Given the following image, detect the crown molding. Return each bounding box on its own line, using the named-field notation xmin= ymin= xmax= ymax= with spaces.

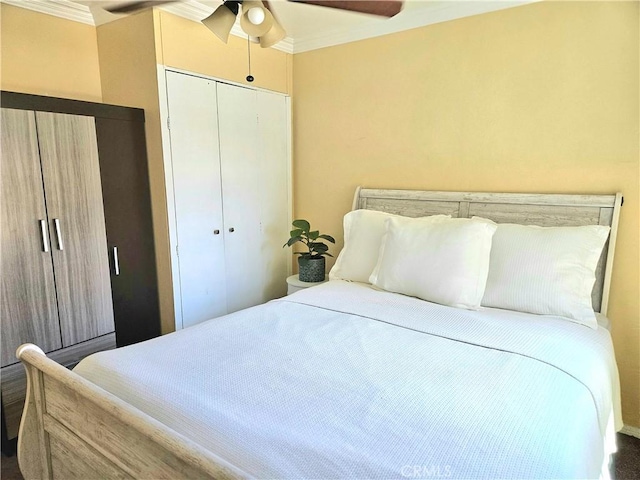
xmin=1 ymin=0 xmax=537 ymax=55
xmin=291 ymin=0 xmax=539 ymax=54
xmin=2 ymin=0 xmax=94 ymax=25
xmin=157 ymin=0 xmax=209 ymax=20
xmin=0 ymin=0 xmax=294 ymax=53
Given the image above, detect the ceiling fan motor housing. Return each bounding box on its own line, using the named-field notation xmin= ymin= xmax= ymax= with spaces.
xmin=223 ymin=1 xmax=240 ymax=15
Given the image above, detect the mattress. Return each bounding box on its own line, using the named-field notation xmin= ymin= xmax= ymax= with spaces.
xmin=74 ymin=280 xmax=621 ymax=479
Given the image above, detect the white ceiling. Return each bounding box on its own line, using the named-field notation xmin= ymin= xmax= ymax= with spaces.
xmin=2 ymin=0 xmax=537 ymax=53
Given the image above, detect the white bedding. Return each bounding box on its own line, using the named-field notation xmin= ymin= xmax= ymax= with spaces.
xmin=74 ymin=281 xmax=621 ymax=479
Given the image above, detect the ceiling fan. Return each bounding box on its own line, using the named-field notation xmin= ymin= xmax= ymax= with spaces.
xmin=103 ymin=0 xmax=404 ymax=48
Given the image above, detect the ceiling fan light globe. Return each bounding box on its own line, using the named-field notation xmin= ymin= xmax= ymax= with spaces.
xmin=247 ymin=7 xmax=265 ymax=25
xmin=259 ymin=21 xmax=286 ymax=48
xmin=241 ymin=1 xmax=273 ymax=36
xmin=202 ymin=4 xmax=237 ymax=43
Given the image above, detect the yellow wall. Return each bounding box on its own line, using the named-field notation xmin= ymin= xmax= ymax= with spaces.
xmin=293 ymin=1 xmax=640 ymax=427
xmin=0 ymin=4 xmax=102 ymax=101
xmin=96 ymin=10 xmax=175 ymax=335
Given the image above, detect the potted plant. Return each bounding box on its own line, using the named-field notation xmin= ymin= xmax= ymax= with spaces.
xmin=284 ymin=219 xmax=335 ymax=282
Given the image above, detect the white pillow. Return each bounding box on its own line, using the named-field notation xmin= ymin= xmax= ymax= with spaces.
xmin=479 ymin=220 xmax=610 ymax=328
xmin=329 ymin=210 xmax=450 ymax=283
xmin=369 ymin=216 xmax=498 ymax=309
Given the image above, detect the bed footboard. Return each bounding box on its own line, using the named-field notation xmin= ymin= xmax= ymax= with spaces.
xmin=16 ymin=344 xmax=248 ymax=480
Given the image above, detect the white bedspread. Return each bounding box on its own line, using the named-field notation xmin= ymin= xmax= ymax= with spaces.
xmin=74 ymin=281 xmax=621 ymax=479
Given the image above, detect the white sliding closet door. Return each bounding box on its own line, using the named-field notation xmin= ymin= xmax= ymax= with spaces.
xmin=216 ymin=83 xmax=263 ymax=313
xmin=164 ymin=69 xmax=290 ymax=329
xmin=166 ymin=72 xmax=227 ymax=327
xmin=257 ymin=91 xmax=289 ymax=302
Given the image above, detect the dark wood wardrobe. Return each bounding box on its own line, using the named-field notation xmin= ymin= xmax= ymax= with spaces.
xmin=1 ymin=91 xmax=161 ymax=451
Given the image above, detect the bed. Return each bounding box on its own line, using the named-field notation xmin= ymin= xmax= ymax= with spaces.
xmin=16 ymin=188 xmax=623 ymax=479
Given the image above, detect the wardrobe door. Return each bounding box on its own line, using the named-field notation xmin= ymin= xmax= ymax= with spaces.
xmin=217 ymin=83 xmax=263 ymax=314
xmin=166 ymin=71 xmax=227 ymax=328
xmin=95 ymin=116 xmax=161 ymax=346
xmin=0 ymin=109 xmax=62 ymax=367
xmin=35 ymin=112 xmax=114 ymax=346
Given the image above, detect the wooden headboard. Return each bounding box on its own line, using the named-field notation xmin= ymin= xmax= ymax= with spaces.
xmin=352 ymin=187 xmax=623 ymax=315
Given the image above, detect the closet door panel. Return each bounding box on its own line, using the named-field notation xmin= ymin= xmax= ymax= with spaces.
xmin=36 ymin=112 xmax=114 ymax=346
xmin=217 ymin=83 xmax=263 ymax=314
xmin=0 ymin=109 xmax=62 ymax=367
xmin=166 ymin=72 xmax=227 ymax=327
xmin=256 ymin=92 xmax=289 ymax=301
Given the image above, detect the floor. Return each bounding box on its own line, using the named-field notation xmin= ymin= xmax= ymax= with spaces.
xmin=0 ymin=451 xmax=20 ymax=480
xmin=2 ymin=433 xmax=639 ymax=479
xmin=615 ymin=433 xmax=640 ymax=480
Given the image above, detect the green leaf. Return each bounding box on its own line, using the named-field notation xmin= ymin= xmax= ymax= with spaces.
xmin=308 ymin=230 xmax=319 ymax=240
xmin=284 ymin=236 xmax=303 ymax=247
xmin=310 ymin=242 xmax=329 ymax=252
xmin=292 ymin=219 xmax=310 ymax=231
xmin=290 ymin=229 xmax=303 ymax=238
xmin=317 ymin=234 xmax=336 ymax=243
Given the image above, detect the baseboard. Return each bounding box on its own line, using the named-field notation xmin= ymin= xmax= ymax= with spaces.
xmin=620 ymin=425 xmax=640 ymax=439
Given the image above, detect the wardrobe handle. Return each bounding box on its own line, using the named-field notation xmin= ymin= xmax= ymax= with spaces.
xmin=53 ymin=218 xmax=64 ymax=250
xmin=113 ymin=246 xmax=120 ymax=276
xmin=213 ymin=229 xmax=220 ymax=235
xmin=39 ymin=220 xmax=50 ymax=253
xmin=228 ymin=227 xmax=235 ymax=233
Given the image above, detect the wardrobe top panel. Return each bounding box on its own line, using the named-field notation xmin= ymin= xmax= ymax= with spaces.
xmin=1 ymin=91 xmax=145 ymax=123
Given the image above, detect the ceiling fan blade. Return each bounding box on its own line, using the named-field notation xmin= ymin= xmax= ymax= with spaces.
xmin=290 ymin=0 xmax=403 ymax=18
xmin=104 ymin=1 xmax=176 ymax=14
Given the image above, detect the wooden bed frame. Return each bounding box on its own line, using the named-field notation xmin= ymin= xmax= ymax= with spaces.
xmin=16 ymin=188 xmax=622 ymax=479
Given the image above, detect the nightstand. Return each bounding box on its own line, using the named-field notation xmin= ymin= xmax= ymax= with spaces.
xmin=286 ymin=274 xmax=328 ymax=295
